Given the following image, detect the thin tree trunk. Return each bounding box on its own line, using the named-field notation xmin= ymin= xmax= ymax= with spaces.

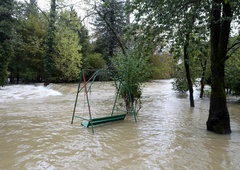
xmin=200 ymin=59 xmax=207 ymax=98
xmin=206 ymin=0 xmax=232 ymax=134
xmin=184 ymin=33 xmax=195 ymax=107
xmin=182 ymin=2 xmax=202 ymax=107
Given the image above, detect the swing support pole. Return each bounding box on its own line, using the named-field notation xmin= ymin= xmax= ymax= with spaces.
xmin=82 ymin=69 xmax=94 ymax=134
xmin=71 ymin=70 xmax=83 ymax=124
xmin=111 ymin=72 xmax=124 ymax=116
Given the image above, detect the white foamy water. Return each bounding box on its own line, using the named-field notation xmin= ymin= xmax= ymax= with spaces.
xmin=0 ymin=84 xmax=62 ymax=102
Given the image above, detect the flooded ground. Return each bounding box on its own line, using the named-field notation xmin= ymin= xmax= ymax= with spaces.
xmin=0 ymin=80 xmax=240 ymax=170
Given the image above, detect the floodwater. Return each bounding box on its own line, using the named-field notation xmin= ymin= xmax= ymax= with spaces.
xmin=0 ymin=80 xmax=240 ymax=170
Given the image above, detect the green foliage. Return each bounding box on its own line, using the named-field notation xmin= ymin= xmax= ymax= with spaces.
xmin=20 ymin=14 xmax=46 ymax=82
xmin=0 ymin=42 xmax=13 ymax=86
xmin=170 ymin=33 xmax=211 ymax=94
xmin=8 ymin=1 xmax=47 ymax=83
xmin=0 ymin=0 xmax=14 ymax=86
xmin=44 ymin=0 xmax=56 ymax=85
xmin=88 ymin=53 xmax=106 ymax=69
xmin=3 ymin=1 xmax=109 ymax=84
xmin=8 ymin=2 xmax=89 ymax=83
xmin=171 ymin=39 xmax=211 ymax=95
xmin=79 ymin=26 xmax=92 ymax=69
xmin=172 ymin=64 xmax=188 ymax=93
xmin=93 ymin=0 xmax=128 ymax=64
xmin=112 ymin=48 xmax=149 ymax=110
xmin=225 ymin=37 xmax=240 ymax=95
xmin=127 ymin=0 xmax=212 ymax=90
xmin=149 ymin=53 xmax=175 ymax=79
xmin=52 ymin=9 xmax=82 ymax=82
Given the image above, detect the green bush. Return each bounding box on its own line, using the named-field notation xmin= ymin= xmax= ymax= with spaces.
xmin=89 ymin=53 xmax=106 ymax=69
xmin=112 ymin=48 xmax=149 ymax=112
xmin=149 ymin=53 xmax=175 ymax=79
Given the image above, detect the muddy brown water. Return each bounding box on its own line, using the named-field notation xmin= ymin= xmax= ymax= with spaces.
xmin=0 ymin=80 xmax=240 ymax=170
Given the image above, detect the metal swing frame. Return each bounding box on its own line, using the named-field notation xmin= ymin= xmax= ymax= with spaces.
xmin=71 ymin=69 xmax=137 ymax=134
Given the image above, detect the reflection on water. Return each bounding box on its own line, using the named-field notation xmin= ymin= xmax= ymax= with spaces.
xmin=0 ymin=80 xmax=240 ymax=169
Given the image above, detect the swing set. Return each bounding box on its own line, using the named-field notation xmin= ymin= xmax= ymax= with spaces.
xmin=71 ymin=69 xmax=137 ymax=133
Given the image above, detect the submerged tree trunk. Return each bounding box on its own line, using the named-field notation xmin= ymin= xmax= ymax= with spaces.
xmin=184 ymin=33 xmax=195 ymax=107
xmin=206 ymin=0 xmax=232 ymax=134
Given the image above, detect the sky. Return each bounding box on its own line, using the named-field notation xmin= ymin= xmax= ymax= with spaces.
xmin=37 ymin=1 xmax=90 ymax=16
xmin=17 ymin=0 xmax=93 ymax=26
xmin=37 ymin=0 xmax=94 ymax=31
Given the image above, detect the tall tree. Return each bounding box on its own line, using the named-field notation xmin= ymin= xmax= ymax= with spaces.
xmin=78 ymin=26 xmax=91 ymax=68
xmin=44 ymin=0 xmax=56 ymax=86
xmin=181 ymin=1 xmax=202 ymax=107
xmin=52 ymin=9 xmax=82 ymax=82
xmin=93 ymin=0 xmax=128 ymax=65
xmin=78 ymin=25 xmax=106 ymax=70
xmin=206 ymin=0 xmax=234 ymax=134
xmin=0 ymin=0 xmax=14 ymax=86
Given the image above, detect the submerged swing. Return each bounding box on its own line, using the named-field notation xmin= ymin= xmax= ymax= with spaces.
xmin=71 ymin=69 xmax=137 ymax=133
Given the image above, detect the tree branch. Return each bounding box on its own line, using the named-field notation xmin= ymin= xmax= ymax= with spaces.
xmin=94 ymin=4 xmax=126 ymax=55
xmin=226 ymin=35 xmax=240 ymax=53
xmin=222 ymin=35 xmax=240 ymax=62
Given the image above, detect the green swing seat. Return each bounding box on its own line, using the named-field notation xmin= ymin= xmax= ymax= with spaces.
xmin=81 ymin=113 xmax=127 ymax=128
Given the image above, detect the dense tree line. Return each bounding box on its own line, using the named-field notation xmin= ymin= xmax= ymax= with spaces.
xmin=0 ymin=0 xmax=106 ymax=85
xmin=0 ymin=0 xmax=174 ymax=86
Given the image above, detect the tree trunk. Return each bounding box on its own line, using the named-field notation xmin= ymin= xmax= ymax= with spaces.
xmin=182 ymin=2 xmax=201 ymax=107
xmin=206 ymin=0 xmax=232 ymax=134
xmin=200 ymin=59 xmax=207 ymax=98
xmin=184 ymin=33 xmax=195 ymax=107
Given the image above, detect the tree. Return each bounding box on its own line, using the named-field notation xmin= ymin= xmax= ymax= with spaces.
xmin=172 ymin=38 xmax=210 ymax=98
xmin=44 ymin=0 xmax=56 ymax=86
xmin=93 ymin=0 xmax=128 ymax=65
xmin=195 ymin=42 xmax=210 ymax=98
xmin=78 ymin=26 xmax=92 ymax=69
xmin=78 ymin=23 xmax=106 ymax=70
xmin=91 ymin=0 xmax=148 ymax=113
xmin=10 ymin=1 xmax=47 ymax=83
xmin=52 ymin=9 xmax=82 ymax=82
xmin=128 ymin=0 xmax=211 ymax=107
xmin=0 ymin=0 xmax=14 ymax=86
xmin=112 ymin=48 xmax=149 ymax=113
xmin=206 ymin=0 xmax=240 ymax=134
xmin=180 ymin=1 xmax=203 ymax=107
